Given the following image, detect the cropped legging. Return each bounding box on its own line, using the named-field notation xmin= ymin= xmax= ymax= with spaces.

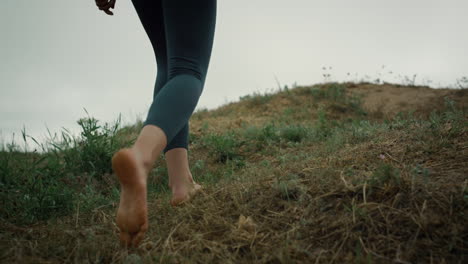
xmin=131 ymin=0 xmax=216 ymax=154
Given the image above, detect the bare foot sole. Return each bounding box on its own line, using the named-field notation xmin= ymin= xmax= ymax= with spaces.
xmin=112 ymin=148 xmax=148 ymax=247
xmin=170 ymin=183 xmax=203 ymax=207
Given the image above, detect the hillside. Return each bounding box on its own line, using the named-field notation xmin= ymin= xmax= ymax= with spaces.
xmin=1 ymin=82 xmax=467 ymax=263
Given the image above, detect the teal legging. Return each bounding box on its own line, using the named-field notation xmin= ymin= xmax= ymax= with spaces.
xmin=131 ymin=0 xmax=216 ymax=154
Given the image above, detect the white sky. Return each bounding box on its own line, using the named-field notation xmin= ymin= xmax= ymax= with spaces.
xmin=1 ymin=0 xmax=467 ymax=147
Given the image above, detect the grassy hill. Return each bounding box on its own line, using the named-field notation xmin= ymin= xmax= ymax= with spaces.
xmin=1 ymin=82 xmax=467 ymax=263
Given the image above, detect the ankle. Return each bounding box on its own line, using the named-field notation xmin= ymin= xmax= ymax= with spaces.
xmin=168 ymin=171 xmax=193 ymax=188
xmin=130 ymin=147 xmax=153 ymax=174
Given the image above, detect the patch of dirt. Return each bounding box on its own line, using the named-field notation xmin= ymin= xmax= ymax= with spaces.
xmin=346 ymin=83 xmax=468 ymax=119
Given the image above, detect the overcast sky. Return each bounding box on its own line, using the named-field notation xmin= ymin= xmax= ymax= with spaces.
xmin=1 ymin=0 xmax=467 ymax=148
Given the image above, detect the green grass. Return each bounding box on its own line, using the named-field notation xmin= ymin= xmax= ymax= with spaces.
xmin=239 ymin=90 xmax=274 ymax=106
xmin=0 ymin=112 xmax=130 ymax=224
xmin=201 ymin=131 xmax=243 ymax=164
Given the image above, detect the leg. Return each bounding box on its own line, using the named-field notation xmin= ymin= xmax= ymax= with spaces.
xmin=146 ymin=0 xmax=216 ymax=144
xmin=165 ymin=147 xmax=202 ymax=206
xmin=158 ymin=0 xmax=216 ymax=205
xmin=164 ymin=122 xmax=189 ymax=154
xmin=112 ymin=0 xmax=168 ymax=248
xmin=131 ymin=0 xmax=167 ymax=97
xmin=132 ymin=0 xmax=188 ymax=155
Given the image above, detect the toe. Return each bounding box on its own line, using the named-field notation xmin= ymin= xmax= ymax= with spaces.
xmin=131 ymin=223 xmax=148 ymax=247
xmin=120 ymin=231 xmax=132 ymax=247
xmin=170 ymin=195 xmax=188 ymax=207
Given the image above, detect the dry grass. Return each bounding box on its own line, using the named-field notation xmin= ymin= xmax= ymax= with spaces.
xmin=1 ymin=82 xmax=467 ymax=263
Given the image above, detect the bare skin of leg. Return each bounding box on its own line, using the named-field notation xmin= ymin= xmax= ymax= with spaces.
xmin=165 ymin=148 xmax=202 ymax=206
xmin=111 ymin=125 xmax=167 ymax=248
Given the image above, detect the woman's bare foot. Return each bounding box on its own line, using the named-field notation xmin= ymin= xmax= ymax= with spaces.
xmin=112 ymin=148 xmax=148 ymax=247
xmin=169 ymin=172 xmax=203 ymax=206
xmin=165 ymin=148 xmax=202 ymax=206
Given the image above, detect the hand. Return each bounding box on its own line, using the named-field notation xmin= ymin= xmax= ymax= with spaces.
xmin=95 ymin=0 xmax=116 ymax=16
